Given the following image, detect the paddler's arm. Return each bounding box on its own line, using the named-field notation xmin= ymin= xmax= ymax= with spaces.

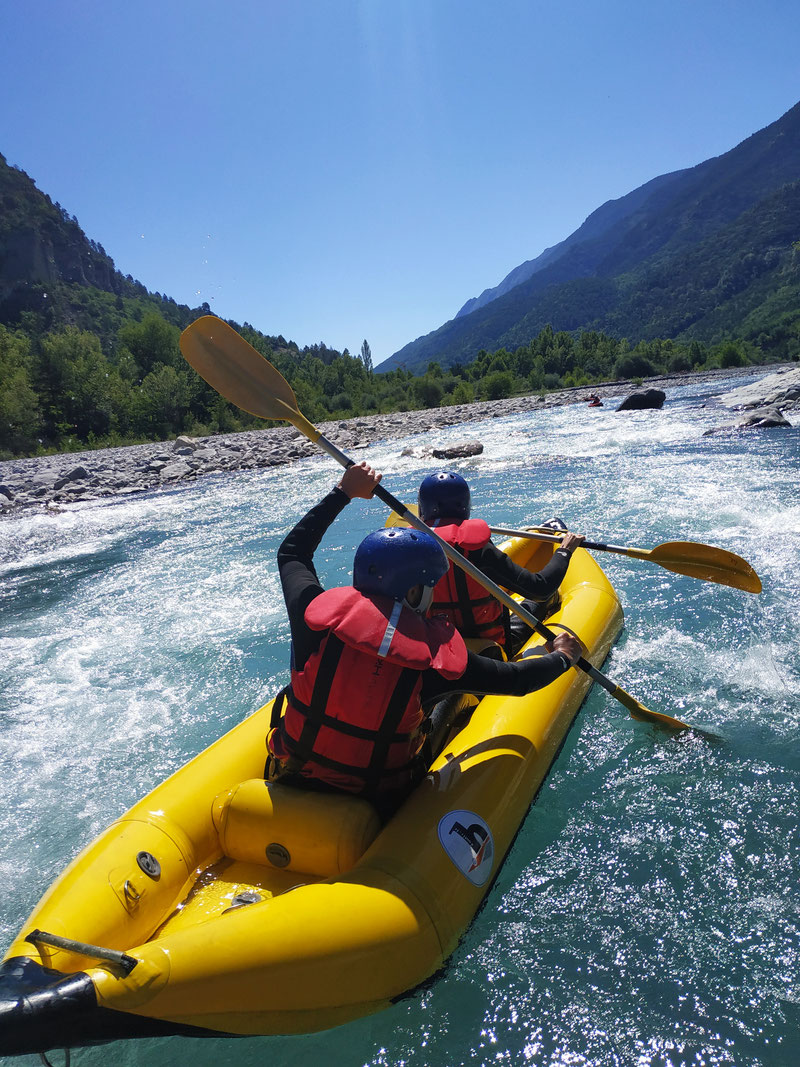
xmin=476 ymin=532 xmax=584 ymax=602
xmin=278 ymin=463 xmax=382 ymax=669
xmin=421 ymin=633 xmax=581 ymax=703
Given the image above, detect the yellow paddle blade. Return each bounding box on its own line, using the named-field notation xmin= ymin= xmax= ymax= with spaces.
xmin=617 ymin=690 xmax=691 ymax=730
xmin=180 ymin=316 xmax=317 ymax=435
xmin=646 ymin=541 xmax=762 ymax=594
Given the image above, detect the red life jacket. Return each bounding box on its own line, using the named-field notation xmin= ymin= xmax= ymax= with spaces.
xmin=430 ymin=519 xmax=507 ymax=644
xmin=269 ymin=586 xmax=467 ymax=797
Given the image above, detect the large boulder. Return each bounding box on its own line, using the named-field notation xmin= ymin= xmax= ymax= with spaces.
xmin=703 ymin=405 xmax=792 ymax=435
xmin=30 ymin=470 xmax=59 ymax=487
xmin=432 ymin=440 xmax=484 ymax=459
xmin=173 ymin=435 xmax=200 ymax=451
xmin=718 ymin=366 xmax=800 ymax=410
xmin=54 ymin=465 xmax=90 ymax=490
xmin=738 ymin=405 xmax=792 ymax=428
xmin=159 ymin=460 xmax=193 ymax=480
xmin=616 ymin=389 xmax=666 ymax=411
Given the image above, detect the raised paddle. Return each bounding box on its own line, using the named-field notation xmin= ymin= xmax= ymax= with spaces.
xmin=179 ymin=315 xmax=692 ymax=732
xmin=488 ymin=526 xmax=762 ymax=593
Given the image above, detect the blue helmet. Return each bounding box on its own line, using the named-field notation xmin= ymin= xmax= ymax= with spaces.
xmin=353 ymin=527 xmax=448 ymax=602
xmin=418 ymin=471 xmax=471 ymax=524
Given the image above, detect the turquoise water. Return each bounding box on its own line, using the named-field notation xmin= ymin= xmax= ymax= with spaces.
xmin=1 ymin=378 xmax=799 ymax=1067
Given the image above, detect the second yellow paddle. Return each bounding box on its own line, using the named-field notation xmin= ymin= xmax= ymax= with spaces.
xmin=386 ymin=508 xmax=760 ymax=594
xmin=489 ymin=526 xmax=761 ymax=593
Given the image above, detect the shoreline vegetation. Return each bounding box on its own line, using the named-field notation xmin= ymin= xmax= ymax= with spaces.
xmin=1 ymin=362 xmax=792 ymax=521
xmin=3 ymin=314 xmax=796 ymax=463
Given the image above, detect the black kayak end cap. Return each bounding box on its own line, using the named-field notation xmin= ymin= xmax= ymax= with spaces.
xmin=0 ymin=956 xmax=223 ymax=1056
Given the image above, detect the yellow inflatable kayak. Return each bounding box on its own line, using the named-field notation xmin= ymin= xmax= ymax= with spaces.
xmin=0 ymin=534 xmax=622 ymax=1057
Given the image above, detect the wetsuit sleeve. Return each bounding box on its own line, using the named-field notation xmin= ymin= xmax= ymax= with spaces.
xmin=475 ymin=541 xmax=571 ymax=603
xmin=420 ymin=648 xmax=571 ymax=704
xmin=278 ymin=486 xmax=351 ymax=671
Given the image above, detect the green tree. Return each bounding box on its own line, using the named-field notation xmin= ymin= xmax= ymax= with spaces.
xmin=483 ymin=371 xmax=514 ymax=400
xmin=132 ymin=364 xmax=190 ymax=438
xmin=667 ymin=351 xmax=692 ymax=373
xmin=613 ymin=352 xmax=657 ymax=379
xmin=117 ymin=313 xmax=181 ymax=378
xmin=413 ymin=376 xmax=443 ymax=408
xmin=36 ymin=327 xmax=127 ymax=442
xmin=718 ymin=341 xmax=748 ymax=368
xmin=0 ymin=326 xmax=40 ymax=454
xmin=360 ymin=339 xmax=373 ymax=373
xmin=452 ymin=381 xmax=474 ymax=405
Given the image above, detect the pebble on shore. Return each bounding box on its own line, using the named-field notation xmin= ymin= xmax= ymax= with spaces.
xmin=1 ymin=364 xmax=796 ymax=518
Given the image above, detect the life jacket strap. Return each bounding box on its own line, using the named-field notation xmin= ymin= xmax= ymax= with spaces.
xmin=291 ymin=634 xmax=345 ymax=766
xmin=270 ymin=688 xmax=287 ymax=730
xmin=285 ymin=690 xmax=416 ymax=744
xmin=361 ymin=666 xmax=421 ymax=794
xmin=451 ymin=554 xmax=507 ymax=637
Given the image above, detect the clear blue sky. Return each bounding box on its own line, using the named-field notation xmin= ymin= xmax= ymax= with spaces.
xmin=2 ymin=1 xmax=798 ymax=366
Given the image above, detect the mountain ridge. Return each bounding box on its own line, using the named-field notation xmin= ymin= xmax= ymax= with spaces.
xmin=383 ymin=100 xmax=800 ymax=373
xmin=455 ymin=168 xmax=690 ymax=319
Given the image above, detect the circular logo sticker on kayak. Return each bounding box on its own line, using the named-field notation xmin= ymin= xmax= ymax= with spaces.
xmin=438 ymin=810 xmax=494 ymax=886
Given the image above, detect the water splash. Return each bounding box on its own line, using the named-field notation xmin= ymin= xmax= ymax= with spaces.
xmin=1 ymin=375 xmax=798 ymax=1066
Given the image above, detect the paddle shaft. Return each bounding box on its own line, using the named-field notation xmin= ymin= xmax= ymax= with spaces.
xmin=179 ymin=317 xmax=691 ymax=730
xmin=314 ymin=436 xmax=678 ymax=724
xmin=489 ymin=525 xmax=651 ymax=559
xmin=487 ymin=525 xmax=761 ymax=593
xmin=318 ymin=438 xmax=553 ymax=632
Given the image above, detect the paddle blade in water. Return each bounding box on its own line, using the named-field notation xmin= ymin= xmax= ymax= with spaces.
xmin=180 ymin=316 xmax=301 ymax=424
xmin=648 ymin=541 xmax=762 ymax=593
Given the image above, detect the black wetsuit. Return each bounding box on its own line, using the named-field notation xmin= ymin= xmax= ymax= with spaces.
xmin=460 ymin=536 xmax=570 ymax=605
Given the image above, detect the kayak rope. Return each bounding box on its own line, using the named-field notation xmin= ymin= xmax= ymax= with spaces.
xmin=39 ymin=1052 xmax=69 ymax=1067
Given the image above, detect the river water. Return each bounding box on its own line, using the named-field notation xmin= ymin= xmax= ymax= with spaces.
xmin=1 ymin=378 xmax=799 ymax=1067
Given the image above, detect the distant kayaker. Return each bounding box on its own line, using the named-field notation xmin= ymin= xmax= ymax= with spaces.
xmin=266 ymin=461 xmax=582 ymax=811
xmin=417 ymin=471 xmax=584 ymax=652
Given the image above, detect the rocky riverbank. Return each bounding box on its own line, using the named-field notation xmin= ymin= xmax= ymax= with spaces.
xmin=1 ymin=363 xmax=796 ymax=519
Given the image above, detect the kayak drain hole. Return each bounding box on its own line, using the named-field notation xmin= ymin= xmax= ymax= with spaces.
xmin=266 ymin=842 xmax=291 ymax=868
xmin=224 ymin=891 xmax=263 ymax=914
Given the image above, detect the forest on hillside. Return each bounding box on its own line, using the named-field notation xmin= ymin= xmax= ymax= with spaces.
xmin=2 ymin=311 xmax=794 ymax=459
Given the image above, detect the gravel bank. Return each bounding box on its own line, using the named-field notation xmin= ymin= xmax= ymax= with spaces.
xmin=0 ymin=364 xmax=791 ymax=519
